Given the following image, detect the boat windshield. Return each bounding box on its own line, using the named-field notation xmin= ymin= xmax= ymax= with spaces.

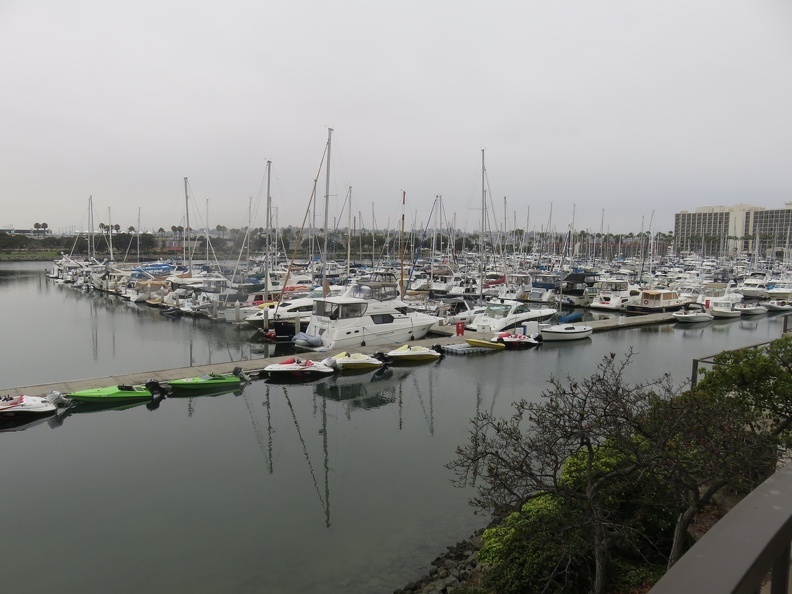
xmin=484 ymin=304 xmax=512 ymax=318
xmin=313 ymin=301 xmax=367 ymax=319
xmin=349 ymin=282 xmax=400 ymax=301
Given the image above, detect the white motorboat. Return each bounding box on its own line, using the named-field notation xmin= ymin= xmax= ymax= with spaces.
xmin=539 ymin=324 xmax=593 ymax=342
xmin=625 ymin=289 xmax=691 ymax=313
xmin=709 ymin=299 xmax=741 ymax=319
xmin=322 ymin=351 xmax=385 ymax=372
xmin=764 ymin=300 xmax=792 ymax=312
xmin=296 ymin=281 xmax=439 ymax=351
xmin=263 ymin=357 xmax=336 ymax=381
xmin=738 ymin=276 xmax=770 ymax=299
xmin=0 ymin=391 xmax=68 ymax=419
xmin=588 ymin=278 xmax=641 ymax=311
xmin=734 ymin=303 xmax=768 ymax=316
xmin=468 ymin=299 xmax=556 ymax=333
xmin=672 ymin=310 xmax=715 ymax=324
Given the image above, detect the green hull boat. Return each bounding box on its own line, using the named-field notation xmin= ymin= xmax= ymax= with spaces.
xmin=67 ymin=383 xmax=156 ymax=404
xmin=162 ymin=367 xmax=248 ymax=394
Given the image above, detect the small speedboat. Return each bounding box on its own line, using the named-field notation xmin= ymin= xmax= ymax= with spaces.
xmin=0 ymin=391 xmax=68 ymax=419
xmin=540 ymin=324 xmax=593 ymax=342
xmin=67 ymin=381 xmax=161 ymax=404
xmin=734 ymin=303 xmax=768 ymax=316
xmin=491 ymin=332 xmax=542 ymax=349
xmin=161 ymin=367 xmax=249 ymax=394
xmin=464 ymin=337 xmax=506 ymax=350
xmin=263 ymin=357 xmax=336 ymax=380
xmin=322 ymin=352 xmax=385 ymax=372
xmin=673 ymin=310 xmax=714 ymax=324
xmin=765 ymin=300 xmax=792 ymax=312
xmin=386 ymin=344 xmax=443 ymax=362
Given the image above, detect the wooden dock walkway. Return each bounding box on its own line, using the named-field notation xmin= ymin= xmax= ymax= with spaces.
xmin=2 ymin=313 xmax=675 ymax=397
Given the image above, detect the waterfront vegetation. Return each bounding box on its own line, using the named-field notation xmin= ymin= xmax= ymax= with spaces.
xmin=449 ymin=337 xmax=792 ymax=594
xmin=0 ymin=226 xmax=679 ymax=262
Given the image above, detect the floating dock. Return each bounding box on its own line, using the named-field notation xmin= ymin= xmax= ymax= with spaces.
xmin=2 ymin=313 xmax=676 ymax=397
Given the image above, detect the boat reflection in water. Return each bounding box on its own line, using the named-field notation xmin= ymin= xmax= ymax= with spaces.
xmin=313 ymin=366 xmax=413 ymax=412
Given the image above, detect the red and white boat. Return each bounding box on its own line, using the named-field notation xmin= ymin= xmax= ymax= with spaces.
xmin=490 ymin=332 xmax=542 ymax=349
xmin=0 ymin=391 xmax=68 ymax=419
xmin=263 ymin=357 xmax=336 ymax=381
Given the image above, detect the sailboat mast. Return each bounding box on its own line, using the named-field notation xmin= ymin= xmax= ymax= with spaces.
xmin=88 ymin=195 xmax=94 ymax=260
xmin=137 ymin=207 xmax=141 ymax=264
xmin=108 ymin=207 xmax=114 ymax=262
xmin=265 ymin=160 xmax=272 ymax=299
xmin=323 ymin=128 xmax=333 ymax=295
xmin=479 ymin=149 xmax=485 ymax=300
xmin=346 ymin=187 xmax=352 ymax=281
xmin=183 ymin=177 xmax=190 ymax=270
xmin=400 ymin=191 xmax=406 ymax=298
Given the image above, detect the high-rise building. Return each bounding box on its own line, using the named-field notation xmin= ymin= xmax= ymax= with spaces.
xmin=674 ymin=203 xmax=792 ymax=257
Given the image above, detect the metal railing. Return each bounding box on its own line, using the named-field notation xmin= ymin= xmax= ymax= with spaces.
xmin=648 ymin=463 xmax=792 ymax=594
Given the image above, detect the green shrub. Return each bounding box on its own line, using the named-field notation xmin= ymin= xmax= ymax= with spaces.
xmin=481 ymin=495 xmax=591 ymax=594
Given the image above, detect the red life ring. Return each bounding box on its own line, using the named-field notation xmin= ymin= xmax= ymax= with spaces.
xmin=643 ymin=299 xmax=649 ymax=305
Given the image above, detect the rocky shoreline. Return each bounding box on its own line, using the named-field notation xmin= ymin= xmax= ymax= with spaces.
xmin=394 ymin=528 xmax=488 ymax=594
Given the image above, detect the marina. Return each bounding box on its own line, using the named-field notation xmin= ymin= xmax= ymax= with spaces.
xmin=2 ymin=261 xmax=791 ymax=593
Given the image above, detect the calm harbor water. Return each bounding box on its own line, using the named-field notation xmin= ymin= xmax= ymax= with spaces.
xmin=1 ymin=262 xmax=786 ymax=593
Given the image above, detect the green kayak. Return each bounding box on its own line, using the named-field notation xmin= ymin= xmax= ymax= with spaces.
xmin=67 ymin=382 xmax=157 ymax=404
xmin=162 ymin=367 xmax=249 ymax=394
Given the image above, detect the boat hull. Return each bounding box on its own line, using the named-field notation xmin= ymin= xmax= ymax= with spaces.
xmin=464 ymin=338 xmax=506 ymax=350
xmin=540 ymin=325 xmax=593 ymax=341
xmin=68 ymin=385 xmax=154 ymax=404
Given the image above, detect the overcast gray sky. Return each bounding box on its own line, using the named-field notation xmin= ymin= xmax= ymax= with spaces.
xmin=3 ymin=1 xmax=792 ymax=237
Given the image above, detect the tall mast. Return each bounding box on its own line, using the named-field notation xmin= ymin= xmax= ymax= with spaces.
xmin=265 ymin=160 xmax=272 ymax=298
xmin=479 ymin=149 xmax=485 ymax=300
xmin=400 ymin=191 xmax=406 ymax=298
xmin=323 ymin=128 xmax=333 ymax=295
xmin=108 ymin=207 xmax=114 ymax=262
xmin=88 ymin=195 xmax=94 ymax=260
xmin=183 ymin=177 xmax=191 ymax=270
xmin=137 ymin=206 xmax=141 ymax=264
xmin=346 ymin=186 xmax=352 ymax=281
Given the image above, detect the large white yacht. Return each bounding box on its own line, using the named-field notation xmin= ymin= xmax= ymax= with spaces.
xmin=294 ymin=281 xmax=439 ymax=351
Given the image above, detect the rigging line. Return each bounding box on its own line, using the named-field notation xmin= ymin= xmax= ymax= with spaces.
xmin=283 ymin=389 xmax=326 ymax=509
xmin=405 ymin=196 xmax=439 ymax=292
xmin=276 ymin=144 xmax=328 ymax=314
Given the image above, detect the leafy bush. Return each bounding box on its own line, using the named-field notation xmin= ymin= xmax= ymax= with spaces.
xmin=481 ymin=495 xmax=591 ymax=594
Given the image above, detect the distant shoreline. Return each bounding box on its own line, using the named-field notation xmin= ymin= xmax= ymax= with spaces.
xmin=0 ymin=254 xmax=54 ymax=262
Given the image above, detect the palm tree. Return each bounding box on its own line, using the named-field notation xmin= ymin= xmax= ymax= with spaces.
xmin=41 ymin=222 xmax=48 ymax=236
xmin=157 ymin=227 xmax=165 ymax=234
xmin=128 ymin=226 xmax=136 ymax=234
xmin=33 ymin=222 xmax=41 ymax=236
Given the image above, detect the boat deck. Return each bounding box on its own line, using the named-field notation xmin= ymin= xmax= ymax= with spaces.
xmin=2 ymin=313 xmax=675 ymax=396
